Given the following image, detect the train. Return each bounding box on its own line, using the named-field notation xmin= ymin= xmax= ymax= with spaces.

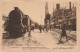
xmin=5 ymin=7 xmax=33 ymax=38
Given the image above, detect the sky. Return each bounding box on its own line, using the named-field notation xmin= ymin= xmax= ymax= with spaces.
xmin=0 ymin=0 xmax=77 ymax=25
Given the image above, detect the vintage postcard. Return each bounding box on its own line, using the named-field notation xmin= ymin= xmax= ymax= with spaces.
xmin=0 ymin=0 xmax=80 ymax=52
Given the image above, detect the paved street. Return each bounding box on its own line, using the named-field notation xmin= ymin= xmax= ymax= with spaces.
xmin=31 ymin=29 xmax=59 ymax=48
xmin=2 ymin=29 xmax=76 ymax=48
xmin=31 ymin=29 xmax=76 ymax=46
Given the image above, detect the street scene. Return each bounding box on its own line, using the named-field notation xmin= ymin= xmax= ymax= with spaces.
xmin=2 ymin=0 xmax=76 ymax=47
xmin=2 ymin=29 xmax=76 ymax=46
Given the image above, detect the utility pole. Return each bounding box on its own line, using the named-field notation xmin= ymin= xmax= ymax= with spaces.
xmin=41 ymin=15 xmax=42 ymax=25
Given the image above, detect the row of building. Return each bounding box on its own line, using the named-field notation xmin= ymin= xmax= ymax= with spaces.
xmin=44 ymin=2 xmax=76 ymax=31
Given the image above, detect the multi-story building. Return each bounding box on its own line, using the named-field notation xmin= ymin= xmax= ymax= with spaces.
xmin=50 ymin=2 xmax=76 ymax=31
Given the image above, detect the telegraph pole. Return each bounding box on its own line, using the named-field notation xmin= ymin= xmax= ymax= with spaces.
xmin=41 ymin=16 xmax=42 ymax=25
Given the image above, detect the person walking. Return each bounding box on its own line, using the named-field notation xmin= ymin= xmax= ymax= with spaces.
xmin=59 ymin=24 xmax=68 ymax=43
xmin=39 ymin=25 xmax=42 ymax=33
xmin=28 ymin=26 xmax=31 ymax=37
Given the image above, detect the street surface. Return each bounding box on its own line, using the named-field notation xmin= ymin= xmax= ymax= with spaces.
xmin=2 ymin=29 xmax=76 ymax=48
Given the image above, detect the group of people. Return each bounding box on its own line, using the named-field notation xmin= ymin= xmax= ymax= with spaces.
xmin=39 ymin=25 xmax=44 ymax=33
xmin=27 ymin=26 xmax=35 ymax=37
xmin=39 ymin=24 xmax=68 ymax=43
xmin=28 ymin=23 xmax=68 ymax=43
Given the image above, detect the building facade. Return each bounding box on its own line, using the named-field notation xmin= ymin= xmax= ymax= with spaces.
xmin=50 ymin=2 xmax=76 ymax=31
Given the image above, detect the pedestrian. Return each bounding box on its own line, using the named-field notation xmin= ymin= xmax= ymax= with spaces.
xmin=46 ymin=26 xmax=48 ymax=32
xmin=32 ymin=27 xmax=34 ymax=31
xmin=28 ymin=26 xmax=31 ymax=37
xmin=59 ymin=24 xmax=68 ymax=42
xmin=50 ymin=25 xmax=51 ymax=31
xmin=39 ymin=25 xmax=42 ymax=33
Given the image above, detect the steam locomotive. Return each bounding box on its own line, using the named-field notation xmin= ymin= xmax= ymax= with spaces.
xmin=6 ymin=7 xmax=31 ymax=38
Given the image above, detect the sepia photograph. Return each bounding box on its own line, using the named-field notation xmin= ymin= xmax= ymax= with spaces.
xmin=0 ymin=0 xmax=79 ymax=52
